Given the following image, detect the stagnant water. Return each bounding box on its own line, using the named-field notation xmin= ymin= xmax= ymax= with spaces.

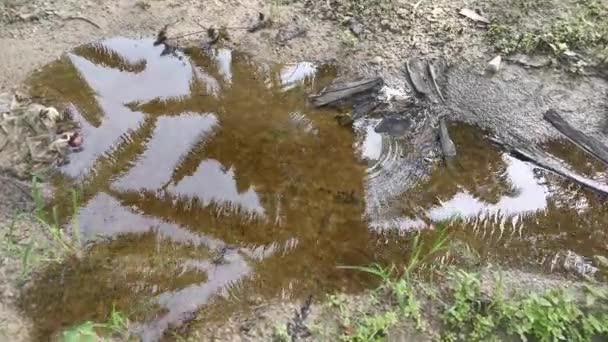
xmin=20 ymin=37 xmax=608 ymax=340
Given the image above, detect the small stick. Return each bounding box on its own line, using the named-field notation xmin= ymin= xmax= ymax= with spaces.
xmin=427 ymin=61 xmax=446 ymax=103
xmin=63 ymin=16 xmax=101 ymax=29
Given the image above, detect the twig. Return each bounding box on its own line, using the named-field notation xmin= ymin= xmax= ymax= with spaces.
xmin=167 ymin=26 xmax=249 ymax=41
xmin=427 ymin=61 xmax=446 ymax=103
xmin=63 ymin=16 xmax=101 ymax=29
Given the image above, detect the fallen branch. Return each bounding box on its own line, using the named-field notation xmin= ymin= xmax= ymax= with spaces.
xmin=490 ymin=135 xmax=608 ymax=196
xmin=439 ymin=117 xmax=456 ymax=162
xmin=405 ymin=59 xmax=431 ymax=97
xmin=543 ymin=109 xmax=608 ymax=167
xmin=309 ymin=77 xmax=383 ymax=107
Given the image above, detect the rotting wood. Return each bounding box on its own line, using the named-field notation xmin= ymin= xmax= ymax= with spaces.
xmin=309 ymin=77 xmax=383 ymax=107
xmin=439 ymin=117 xmax=456 ymax=162
xmin=490 ymin=135 xmax=608 ymax=196
xmin=544 ymin=109 xmax=608 ymax=167
xmin=405 ymin=59 xmax=432 ymax=98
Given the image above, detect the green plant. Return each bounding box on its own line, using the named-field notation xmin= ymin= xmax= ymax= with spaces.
xmin=31 ymin=175 xmax=82 ymax=255
xmin=341 ymin=311 xmax=398 ymax=342
xmin=337 ymin=227 xmax=451 ymax=338
xmin=61 ymin=307 xmax=130 ymax=342
xmin=441 ymin=268 xmax=608 ymax=342
xmin=273 ymin=323 xmax=290 ymax=342
xmin=486 ymin=0 xmax=608 ymax=69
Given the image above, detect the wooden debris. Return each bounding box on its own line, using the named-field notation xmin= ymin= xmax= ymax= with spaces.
xmin=405 ymin=59 xmax=432 ymax=97
xmin=154 ymin=24 xmax=169 ymax=46
xmin=428 ymin=62 xmax=446 ymax=103
xmin=439 ymin=117 xmax=456 ymax=161
xmin=459 ymin=8 xmax=490 ymax=24
xmin=490 ymin=134 xmax=608 ymax=196
xmin=310 ymin=77 xmax=383 ymax=107
xmin=63 ymin=16 xmax=102 ymax=29
xmin=352 ymin=100 xmax=379 ymax=120
xmin=201 ymin=27 xmax=221 ymax=50
xmin=543 ymin=109 xmax=608 ymax=167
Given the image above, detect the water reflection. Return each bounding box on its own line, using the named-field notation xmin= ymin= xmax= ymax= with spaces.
xmin=22 ymin=36 xmax=608 ymax=341
xmin=429 ymin=154 xmax=549 ymax=224
xmin=166 ymin=159 xmax=265 ymax=217
xmin=112 ymin=114 xmax=218 ymax=193
xmin=23 ymin=37 xmax=387 ymax=341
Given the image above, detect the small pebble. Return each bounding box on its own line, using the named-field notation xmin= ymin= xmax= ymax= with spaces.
xmin=485 ymin=55 xmax=502 ymax=75
xmin=372 ymin=56 xmax=383 ymax=65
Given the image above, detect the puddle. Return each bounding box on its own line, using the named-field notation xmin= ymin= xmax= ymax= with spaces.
xmin=21 ymin=37 xmax=410 ymax=340
xmin=21 ymin=37 xmax=608 ymax=340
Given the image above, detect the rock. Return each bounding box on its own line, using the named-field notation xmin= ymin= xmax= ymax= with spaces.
xmin=371 ymin=56 xmax=383 ymax=65
xmin=374 ymin=117 xmax=412 ymax=137
xmin=348 ymin=18 xmax=364 ymax=36
xmin=507 ymin=53 xmax=552 ymax=68
xmin=439 ymin=117 xmax=456 ymax=161
xmin=310 ymin=77 xmax=383 ymax=107
xmin=459 ymin=8 xmax=490 ymax=24
xmin=594 ymin=255 xmax=608 ymax=268
xmin=485 ymin=55 xmax=502 ymax=75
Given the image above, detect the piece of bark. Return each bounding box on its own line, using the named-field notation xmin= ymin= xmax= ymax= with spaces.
xmin=405 ymin=59 xmax=432 ymax=98
xmin=439 ymin=117 xmax=456 ymax=161
xmin=310 ymin=78 xmax=383 ymax=107
xmin=352 ymin=100 xmax=379 ymax=120
xmin=544 ymin=109 xmax=608 ymax=167
xmin=490 ymin=135 xmax=608 ymax=195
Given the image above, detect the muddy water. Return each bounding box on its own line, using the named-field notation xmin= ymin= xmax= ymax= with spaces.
xmin=21 ymin=37 xmax=411 ymax=341
xmin=20 ymin=37 xmax=608 ymax=340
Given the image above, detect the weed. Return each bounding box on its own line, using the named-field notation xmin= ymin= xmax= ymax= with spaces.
xmin=486 ymin=0 xmax=608 ymax=68
xmin=341 ymin=311 xmax=398 ymax=342
xmin=273 ymin=324 xmax=290 ymax=342
xmin=61 ymin=306 xmax=130 ymax=342
xmin=441 ymin=269 xmax=608 ymax=342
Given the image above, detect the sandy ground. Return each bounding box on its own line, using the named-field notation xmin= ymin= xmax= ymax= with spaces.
xmin=1 ymin=0 xmax=606 ymax=340
xmin=0 ymin=0 xmax=500 ymax=92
